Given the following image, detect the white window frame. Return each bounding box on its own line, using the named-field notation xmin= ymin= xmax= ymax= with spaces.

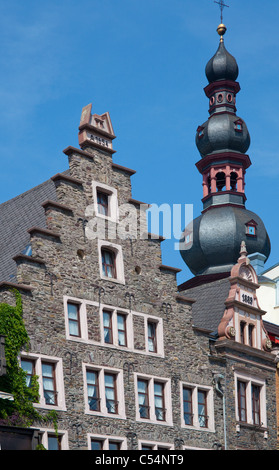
xmin=20 ymin=352 xmax=66 ymax=411
xmin=83 ymin=363 xmax=126 ymax=420
xmin=180 ymin=381 xmax=215 ymax=432
xmin=36 ymin=428 xmax=69 ymax=450
xmin=134 ymin=373 xmax=173 ymax=426
xmin=234 ymin=370 xmax=267 ymax=428
xmin=92 ymin=181 xmax=118 ymax=222
xmin=64 ymin=296 xmax=164 ymax=357
xmin=138 ymin=440 xmax=174 ymax=450
xmin=100 ymin=307 xmax=132 ymax=349
xmin=98 ymin=239 xmax=125 ymax=285
xmin=88 ymin=433 xmax=127 ymax=450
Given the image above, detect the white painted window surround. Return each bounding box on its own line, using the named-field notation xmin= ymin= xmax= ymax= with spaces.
xmin=83 ymin=363 xmax=126 ymax=420
xmin=180 ymin=381 xmax=215 ymax=432
xmin=92 ymin=181 xmax=119 ymax=223
xmin=98 ymin=239 xmax=125 ymax=285
xmin=63 ymin=295 xmax=164 ymax=357
xmin=20 ymin=352 xmax=66 ymax=411
xmin=234 ymin=370 xmax=267 ymax=428
xmin=134 ymin=372 xmax=173 ymax=426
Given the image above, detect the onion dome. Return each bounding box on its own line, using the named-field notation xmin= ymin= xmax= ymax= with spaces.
xmin=180 ymin=206 xmax=271 ymax=276
xmin=196 ymin=113 xmax=250 ymax=157
xmin=205 ymin=24 xmax=239 ymax=83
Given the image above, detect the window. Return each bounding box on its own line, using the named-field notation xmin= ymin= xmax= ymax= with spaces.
xmin=48 ymin=434 xmax=62 ymax=451
xmin=183 ymin=387 xmax=193 ymax=426
xmin=87 ymin=370 xmax=100 ymax=412
xmin=42 ymin=362 xmax=57 ymax=406
xmin=97 ymin=191 xmax=109 ymax=216
xmin=89 ymin=435 xmax=127 ymax=450
xmin=20 ymin=354 xmax=66 ymax=410
xmin=234 ymin=119 xmax=243 ymax=132
xmin=198 ymin=390 xmax=208 ymax=428
xmin=216 ymin=172 xmax=226 ymax=192
xmin=21 ymin=359 xmax=36 ymax=389
xmin=67 ymin=303 xmax=81 ymax=337
xmin=240 ymin=321 xmax=246 ymax=344
xmin=139 ymin=440 xmax=173 ymax=450
xmin=147 ymin=321 xmax=157 ymax=353
xmin=38 ymin=429 xmax=68 ymax=450
xmin=197 ymin=126 xmax=204 ymax=139
xmin=154 ymin=381 xmax=166 ymax=421
xmin=245 ymin=219 xmax=258 ymax=237
xmin=98 ymin=240 xmax=125 ymax=284
xmin=181 ymin=382 xmax=214 ymax=431
xmin=84 ymin=365 xmax=125 ymax=419
xmin=117 ymin=313 xmax=127 ymax=347
xmin=235 ymin=372 xmax=266 ymax=427
xmin=252 ymin=384 xmax=261 ymax=426
xmin=92 ymin=181 xmax=118 ymax=222
xmin=103 ymin=310 xmax=113 ymax=344
xmin=102 ymin=249 xmax=116 ymax=279
xmin=238 ymin=318 xmax=257 ymax=348
xmin=248 ymin=324 xmax=255 ymax=347
xmin=138 ymin=379 xmax=149 ymax=419
xmin=101 ymin=308 xmax=128 ymax=348
xmin=136 ymin=374 xmax=172 ymax=425
xmin=105 ymin=373 xmax=118 ymax=414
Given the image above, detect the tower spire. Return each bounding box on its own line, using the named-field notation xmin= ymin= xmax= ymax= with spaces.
xmin=214 ymin=0 xmax=229 ymax=24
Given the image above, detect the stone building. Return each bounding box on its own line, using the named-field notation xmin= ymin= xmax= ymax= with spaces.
xmin=0 ymin=22 xmax=277 ymax=450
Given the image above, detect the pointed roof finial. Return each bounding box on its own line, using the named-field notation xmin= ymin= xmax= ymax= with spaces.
xmin=214 ymin=0 xmax=229 ymax=42
xmin=240 ymin=241 xmax=248 ymax=257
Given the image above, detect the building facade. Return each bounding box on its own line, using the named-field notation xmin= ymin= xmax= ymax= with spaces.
xmin=0 ymin=23 xmax=278 ymax=450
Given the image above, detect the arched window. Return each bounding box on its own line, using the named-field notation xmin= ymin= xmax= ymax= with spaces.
xmin=216 ymin=172 xmax=226 ymax=192
xmin=230 ymin=172 xmax=238 ymax=191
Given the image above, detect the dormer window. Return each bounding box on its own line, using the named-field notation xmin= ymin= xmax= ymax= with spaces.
xmin=234 ymin=119 xmax=243 ymax=133
xmin=245 ymin=219 xmax=258 ymax=237
xmin=197 ymin=126 xmax=204 ymax=139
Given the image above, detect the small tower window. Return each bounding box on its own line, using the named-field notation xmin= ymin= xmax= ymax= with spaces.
xmin=216 ymin=172 xmax=226 ymax=192
xmin=245 ymin=219 xmax=258 ymax=237
xmin=210 ymin=96 xmax=215 ymax=106
xmin=217 ymin=93 xmax=224 ymax=103
xmin=230 ymin=172 xmax=238 ymax=191
xmin=234 ymin=119 xmax=243 ymax=133
xmin=197 ymin=126 xmax=204 ymax=139
xmin=227 ymin=93 xmax=233 ymax=103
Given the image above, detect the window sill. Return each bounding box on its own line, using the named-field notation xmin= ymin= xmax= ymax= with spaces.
xmin=236 ymin=421 xmax=267 ymax=432
xmin=84 ymin=410 xmax=126 ymax=420
xmin=181 ymin=423 xmax=215 ymax=433
xmin=100 ymin=275 xmax=125 ymax=285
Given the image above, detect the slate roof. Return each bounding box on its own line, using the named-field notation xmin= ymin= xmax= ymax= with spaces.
xmin=180 ymin=277 xmax=231 ymax=333
xmin=0 ymin=177 xmax=59 ymax=282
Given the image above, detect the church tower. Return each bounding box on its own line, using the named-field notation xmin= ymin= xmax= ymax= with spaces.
xmin=180 ymin=22 xmax=271 ymax=279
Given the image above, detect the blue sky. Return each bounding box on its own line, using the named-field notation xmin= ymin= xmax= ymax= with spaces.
xmin=0 ymin=0 xmax=279 ymax=285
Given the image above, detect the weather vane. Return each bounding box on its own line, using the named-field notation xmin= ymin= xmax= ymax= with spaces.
xmin=214 ymin=0 xmax=229 ymax=24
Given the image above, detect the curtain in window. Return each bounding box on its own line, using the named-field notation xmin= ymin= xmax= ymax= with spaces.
xmin=87 ymin=371 xmax=99 ymax=411
xmin=105 ymin=374 xmax=117 ymax=414
xmin=138 ymin=380 xmax=149 ymax=418
xmin=154 ymin=382 xmax=164 ymax=421
xmin=67 ymin=303 xmax=79 ymax=336
xmin=117 ymin=314 xmax=126 ymax=346
xmin=42 ymin=363 xmax=56 ymax=405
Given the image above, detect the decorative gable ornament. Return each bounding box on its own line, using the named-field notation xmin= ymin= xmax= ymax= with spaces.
xmin=78 ymin=103 xmax=116 ymax=154
xmin=218 ymin=241 xmax=272 ymax=351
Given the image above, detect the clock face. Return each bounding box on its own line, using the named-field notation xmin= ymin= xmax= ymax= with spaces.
xmin=239 ymin=266 xmax=253 ymax=282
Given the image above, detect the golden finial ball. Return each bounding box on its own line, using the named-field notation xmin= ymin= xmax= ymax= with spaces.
xmin=217 ymin=23 xmax=227 ymax=37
